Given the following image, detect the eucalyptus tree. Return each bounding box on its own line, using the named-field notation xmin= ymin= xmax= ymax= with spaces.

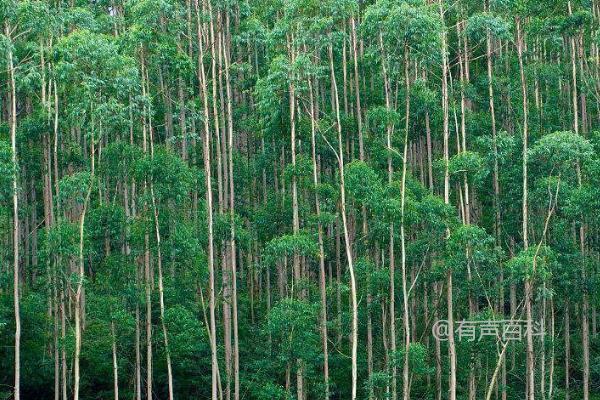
xmin=437 ymin=2 xmax=456 ymax=398
xmin=562 ymin=6 xmax=595 ymax=399
xmin=193 ymin=0 xmax=219 ymax=395
xmin=2 ymin=9 xmax=20 ymax=400
xmin=530 ymin=130 xmax=595 ymax=400
xmin=54 ymin=28 xmax=138 ymax=400
xmin=513 ymin=3 xmax=534 ymax=397
xmin=362 ymin=3 xmax=440 ymax=399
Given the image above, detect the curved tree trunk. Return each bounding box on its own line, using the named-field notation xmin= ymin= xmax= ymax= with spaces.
xmin=329 ymin=40 xmax=358 ymax=400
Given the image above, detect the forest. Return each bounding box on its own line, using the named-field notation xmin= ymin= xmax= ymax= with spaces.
xmin=1 ymin=0 xmax=600 ymax=399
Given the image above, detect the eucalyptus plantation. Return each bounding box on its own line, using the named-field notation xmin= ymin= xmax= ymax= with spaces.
xmin=1 ymin=0 xmax=600 ymax=399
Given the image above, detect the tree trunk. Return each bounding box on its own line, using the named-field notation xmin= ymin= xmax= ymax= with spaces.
xmin=400 ymin=45 xmax=411 ymax=400
xmin=439 ymin=3 xmax=456 ymax=399
xmin=329 ymin=40 xmax=358 ymax=400
xmin=287 ymin=32 xmax=305 ymax=400
xmin=378 ymin=30 xmax=398 ymax=400
xmin=111 ymin=320 xmax=119 ymax=400
xmin=194 ymin=2 xmax=219 ymax=396
xmin=74 ymin=155 xmax=93 ymax=400
xmin=223 ymin=15 xmax=240 ymax=399
xmin=308 ymin=72 xmax=330 ymax=398
xmin=141 ymin=56 xmax=154 ymax=400
xmin=517 ymin=16 xmax=534 ymax=400
xmin=61 ymin=283 xmax=67 ymax=400
xmin=150 ymin=185 xmax=174 ymax=400
xmin=6 ymin=21 xmax=20 ymax=400
xmin=564 ymin=302 xmax=570 ymax=400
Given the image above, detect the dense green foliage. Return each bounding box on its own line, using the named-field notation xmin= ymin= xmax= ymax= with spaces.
xmin=1 ymin=0 xmax=600 ymax=399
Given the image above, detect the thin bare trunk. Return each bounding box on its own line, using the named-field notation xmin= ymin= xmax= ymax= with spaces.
xmin=564 ymin=302 xmax=570 ymax=400
xmin=308 ymin=73 xmax=330 ymax=398
xmin=194 ymin=1 xmax=219 ymax=395
xmin=74 ymin=158 xmax=93 ymax=400
xmin=400 ymin=46 xmax=411 ymax=400
xmin=517 ymin=16 xmax=534 ymax=400
xmin=6 ymin=21 xmax=20 ymax=400
xmin=111 ymin=321 xmax=119 ymax=400
xmin=223 ymin=16 xmax=240 ymax=399
xmin=328 ymin=40 xmax=358 ymax=400
xmin=439 ymin=3 xmax=456 ymax=399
